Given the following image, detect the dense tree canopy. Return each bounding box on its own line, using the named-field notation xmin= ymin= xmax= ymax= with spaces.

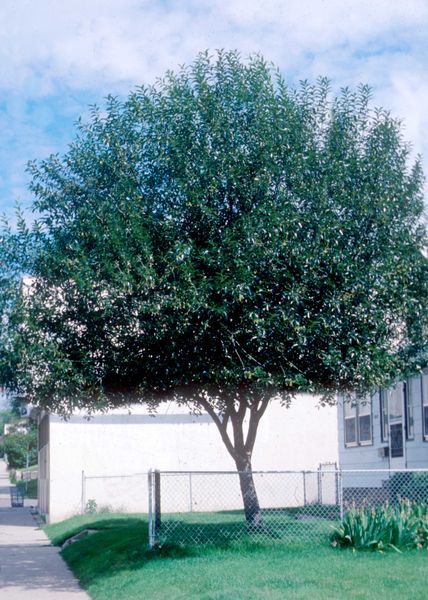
xmin=0 ymin=51 xmax=427 ymax=523
xmin=2 ymin=424 xmax=37 ymax=470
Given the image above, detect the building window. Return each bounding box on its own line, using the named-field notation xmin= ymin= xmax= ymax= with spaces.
xmin=344 ymin=399 xmax=357 ymax=446
xmin=422 ymin=373 xmax=428 ymax=441
xmin=404 ymin=380 xmax=414 ymax=441
xmin=344 ymin=395 xmax=372 ymax=447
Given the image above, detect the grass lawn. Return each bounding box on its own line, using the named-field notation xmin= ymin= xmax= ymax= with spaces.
xmin=24 ymin=478 xmax=37 ymax=499
xmin=45 ymin=513 xmax=428 ymax=600
xmin=16 ymin=478 xmax=37 ymax=500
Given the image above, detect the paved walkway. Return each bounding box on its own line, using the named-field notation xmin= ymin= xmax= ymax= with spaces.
xmin=0 ymin=460 xmax=90 ymax=599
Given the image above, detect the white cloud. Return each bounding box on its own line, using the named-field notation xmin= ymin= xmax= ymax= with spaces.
xmin=0 ymin=0 xmax=426 ymax=212
xmin=0 ymin=0 xmax=426 ymax=92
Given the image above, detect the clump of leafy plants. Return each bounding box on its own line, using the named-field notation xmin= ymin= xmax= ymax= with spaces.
xmin=330 ymin=500 xmax=428 ymax=552
xmin=85 ymin=499 xmax=98 ymax=514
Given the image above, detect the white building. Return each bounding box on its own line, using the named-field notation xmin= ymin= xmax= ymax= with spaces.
xmin=37 ymin=394 xmax=338 ymax=523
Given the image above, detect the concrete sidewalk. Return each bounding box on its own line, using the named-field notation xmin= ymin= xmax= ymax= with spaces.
xmin=0 ymin=460 xmax=90 ymax=599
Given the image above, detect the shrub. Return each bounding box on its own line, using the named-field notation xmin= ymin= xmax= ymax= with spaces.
xmin=85 ymin=499 xmax=98 ymax=514
xmin=3 ymin=426 xmax=37 ymax=469
xmin=330 ymin=500 xmax=428 ymax=552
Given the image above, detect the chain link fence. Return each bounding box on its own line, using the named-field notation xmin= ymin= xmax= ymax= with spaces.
xmin=80 ymin=468 xmax=428 ymax=547
xmin=147 ymin=469 xmax=428 ymax=547
xmin=148 ymin=469 xmax=339 ymax=547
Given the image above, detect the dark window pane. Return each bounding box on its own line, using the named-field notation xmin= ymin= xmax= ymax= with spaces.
xmin=390 ymin=423 xmax=404 ymax=458
xmin=359 ymin=415 xmax=371 ymax=443
xmin=405 ymin=381 xmax=414 ymax=440
xmin=345 ymin=418 xmax=356 ymax=445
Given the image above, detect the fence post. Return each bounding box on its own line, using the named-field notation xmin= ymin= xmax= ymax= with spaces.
xmin=154 ymin=470 xmax=161 ymax=530
xmin=148 ymin=470 xmax=155 ymax=548
xmin=302 ymin=471 xmax=307 ymax=506
xmin=81 ymin=470 xmax=85 ymax=514
xmin=338 ymin=469 xmax=344 ymax=521
xmin=189 ymin=472 xmax=193 ymax=512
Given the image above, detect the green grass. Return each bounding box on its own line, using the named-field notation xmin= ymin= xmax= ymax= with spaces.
xmin=25 ymin=478 xmax=37 ymax=499
xmin=153 ymin=507 xmax=336 ymax=546
xmin=16 ymin=478 xmax=37 ymax=500
xmin=45 ymin=512 xmax=428 ymax=600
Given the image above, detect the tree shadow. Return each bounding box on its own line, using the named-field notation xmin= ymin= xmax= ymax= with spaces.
xmin=154 ymin=507 xmax=337 ymax=546
xmin=56 ymin=511 xmax=336 ymax=590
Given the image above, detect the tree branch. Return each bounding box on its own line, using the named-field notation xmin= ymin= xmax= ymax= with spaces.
xmin=230 ymin=396 xmax=246 ymax=452
xmin=245 ymin=398 xmax=269 ymax=453
xmin=197 ymin=396 xmax=237 ymax=460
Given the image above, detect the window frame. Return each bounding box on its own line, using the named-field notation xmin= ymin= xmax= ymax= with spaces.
xmin=344 ymin=399 xmax=357 ymax=447
xmin=343 ymin=395 xmax=373 ymax=448
xmin=380 ymin=389 xmax=389 ymax=443
xmin=403 ymin=380 xmax=414 ymax=441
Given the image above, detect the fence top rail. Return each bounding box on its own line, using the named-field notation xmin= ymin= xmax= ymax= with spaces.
xmin=82 ymin=468 xmax=428 ymax=479
xmin=83 ymin=472 xmax=149 ymax=479
xmin=154 ymin=470 xmax=318 ymax=475
xmin=151 ymin=468 xmax=428 ymax=475
xmin=338 ymin=468 xmax=428 ymax=473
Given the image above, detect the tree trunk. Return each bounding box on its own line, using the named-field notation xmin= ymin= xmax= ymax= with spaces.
xmin=235 ymin=455 xmax=263 ymax=528
xmin=196 ymin=391 xmax=269 ymax=529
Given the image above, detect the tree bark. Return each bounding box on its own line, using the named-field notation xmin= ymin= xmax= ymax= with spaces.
xmin=235 ymin=455 xmax=263 ymax=528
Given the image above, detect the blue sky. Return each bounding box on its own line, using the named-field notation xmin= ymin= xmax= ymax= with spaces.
xmin=0 ymin=0 xmax=427 ymax=221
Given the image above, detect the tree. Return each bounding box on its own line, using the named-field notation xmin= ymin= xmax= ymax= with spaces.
xmin=3 ymin=424 xmax=37 ymax=470
xmin=1 ymin=51 xmax=427 ymax=526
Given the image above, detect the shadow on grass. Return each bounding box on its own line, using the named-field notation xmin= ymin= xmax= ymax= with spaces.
xmin=51 ymin=511 xmax=339 ymax=591
xmin=49 ymin=508 xmax=337 ymax=549
xmin=58 ymin=518 xmax=205 ymax=587
xmin=157 ymin=519 xmax=334 ymax=547
xmin=156 ymin=506 xmax=338 ymax=546
xmin=46 ymin=514 xmax=147 ymax=546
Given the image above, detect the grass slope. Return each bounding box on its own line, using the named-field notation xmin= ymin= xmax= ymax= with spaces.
xmin=45 ymin=513 xmax=428 ymax=600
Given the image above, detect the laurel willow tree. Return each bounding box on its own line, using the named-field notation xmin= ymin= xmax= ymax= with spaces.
xmin=1 ymin=51 xmax=427 ymax=525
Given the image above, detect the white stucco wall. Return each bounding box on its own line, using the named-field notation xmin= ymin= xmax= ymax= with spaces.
xmin=45 ymin=395 xmax=338 ymax=522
